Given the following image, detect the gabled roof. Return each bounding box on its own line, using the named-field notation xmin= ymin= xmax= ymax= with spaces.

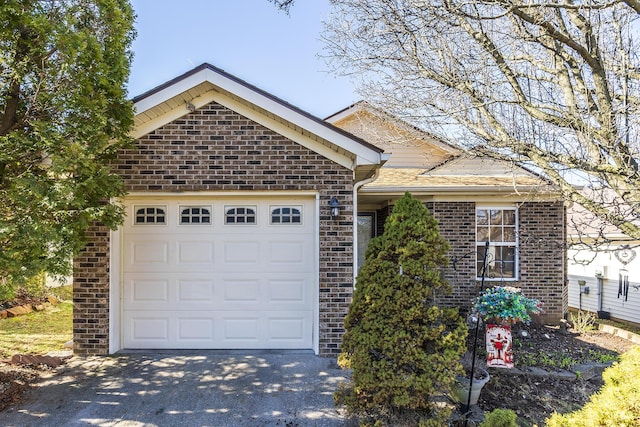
xmin=131 ymin=64 xmax=387 ymax=180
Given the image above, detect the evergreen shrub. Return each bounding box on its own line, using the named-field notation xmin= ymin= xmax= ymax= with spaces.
xmin=546 ymin=346 xmax=640 ymax=426
xmin=479 ymin=408 xmax=518 ymax=427
xmin=335 ymin=192 xmax=467 ymax=426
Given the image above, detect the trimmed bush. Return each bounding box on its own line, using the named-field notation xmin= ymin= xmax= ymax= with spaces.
xmin=546 ymin=346 xmax=640 ymax=426
xmin=335 ymin=192 xmax=467 ymax=426
xmin=479 ymin=408 xmax=518 ymax=427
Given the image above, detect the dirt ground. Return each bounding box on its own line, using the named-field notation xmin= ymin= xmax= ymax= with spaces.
xmin=0 ymin=323 xmax=637 ymax=425
xmin=471 ymin=323 xmax=637 ymax=426
xmin=0 ymin=363 xmax=43 ymax=412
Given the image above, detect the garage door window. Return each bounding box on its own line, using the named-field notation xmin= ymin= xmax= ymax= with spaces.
xmin=225 ymin=206 xmax=256 ymax=224
xmin=180 ymin=206 xmax=211 ymax=224
xmin=271 ymin=206 xmax=301 ymax=224
xmin=134 ymin=206 xmax=166 ymax=225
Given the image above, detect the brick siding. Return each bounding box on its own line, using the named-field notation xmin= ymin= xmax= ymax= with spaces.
xmin=426 ymin=201 xmax=565 ymax=322
xmin=73 ymin=101 xmax=355 ymax=357
xmin=73 ymin=224 xmax=110 ymax=354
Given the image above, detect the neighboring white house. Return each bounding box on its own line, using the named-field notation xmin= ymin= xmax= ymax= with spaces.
xmin=567 ymin=201 xmax=640 ymax=326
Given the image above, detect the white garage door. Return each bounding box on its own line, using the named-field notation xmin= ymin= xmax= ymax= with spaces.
xmin=121 ymin=196 xmax=316 ymax=349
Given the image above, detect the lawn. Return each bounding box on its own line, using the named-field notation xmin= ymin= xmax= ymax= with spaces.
xmin=0 ymin=292 xmax=73 ymax=359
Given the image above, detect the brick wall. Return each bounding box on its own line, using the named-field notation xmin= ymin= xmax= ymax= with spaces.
xmin=428 ymin=201 xmax=566 ymax=322
xmin=518 ymin=201 xmax=567 ymax=322
xmin=73 ymin=224 xmax=110 ymax=355
xmin=73 ymin=101 xmax=355 ymax=357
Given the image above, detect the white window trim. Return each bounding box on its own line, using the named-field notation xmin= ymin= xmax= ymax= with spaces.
xmin=132 ymin=205 xmax=168 ymax=226
xmin=178 ymin=205 xmax=213 ymax=225
xmin=224 ymin=205 xmax=258 ymax=225
xmin=269 ymin=205 xmax=303 ymax=225
xmin=476 ymin=206 xmax=519 ymax=281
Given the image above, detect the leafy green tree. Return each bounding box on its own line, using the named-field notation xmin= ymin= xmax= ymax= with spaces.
xmin=0 ymin=0 xmax=135 ymax=287
xmin=336 ymin=192 xmax=467 ymax=426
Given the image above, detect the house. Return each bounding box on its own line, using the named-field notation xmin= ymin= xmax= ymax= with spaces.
xmin=73 ymin=65 xmax=567 ymax=358
xmin=567 ymin=201 xmax=640 ymax=326
xmin=326 ymin=102 xmax=567 ymax=324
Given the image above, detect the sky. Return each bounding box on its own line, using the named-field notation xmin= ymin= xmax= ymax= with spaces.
xmin=127 ymin=1 xmax=358 ymax=119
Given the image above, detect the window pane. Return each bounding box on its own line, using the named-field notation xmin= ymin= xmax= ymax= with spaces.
xmin=477 ymin=210 xmax=488 ymax=225
xmin=477 ymin=226 xmax=489 ymax=242
xmin=504 ymin=226 xmax=516 ymax=242
xmin=503 ymin=210 xmax=516 ymax=225
xmin=490 ymin=226 xmax=503 ymax=242
xmin=490 ymin=210 xmax=502 ymax=225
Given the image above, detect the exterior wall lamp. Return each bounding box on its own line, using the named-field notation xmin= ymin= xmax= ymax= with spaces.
xmin=329 ymin=196 xmax=341 ymax=220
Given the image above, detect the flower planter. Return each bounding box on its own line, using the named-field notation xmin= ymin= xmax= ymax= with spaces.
xmin=452 ymin=367 xmax=490 ymax=411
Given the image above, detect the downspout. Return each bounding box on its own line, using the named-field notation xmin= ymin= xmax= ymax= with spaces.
xmin=353 ymin=168 xmax=381 ymax=283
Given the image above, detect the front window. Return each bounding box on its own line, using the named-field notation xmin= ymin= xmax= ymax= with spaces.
xmin=476 ymin=207 xmax=517 ymax=279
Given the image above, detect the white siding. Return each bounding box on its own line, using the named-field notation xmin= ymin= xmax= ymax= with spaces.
xmin=568 ymin=246 xmax=640 ymax=324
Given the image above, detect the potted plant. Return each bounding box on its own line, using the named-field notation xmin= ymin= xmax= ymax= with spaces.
xmin=473 ymin=286 xmax=542 ymax=368
xmin=452 ymin=351 xmax=491 ymax=411
xmin=472 ymin=286 xmax=542 ymax=325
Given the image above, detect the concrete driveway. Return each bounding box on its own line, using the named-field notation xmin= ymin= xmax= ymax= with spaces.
xmin=2 ymin=352 xmax=352 ymax=427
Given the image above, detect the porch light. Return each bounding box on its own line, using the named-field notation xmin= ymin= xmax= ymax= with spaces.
xmin=329 ymin=197 xmax=341 ymax=220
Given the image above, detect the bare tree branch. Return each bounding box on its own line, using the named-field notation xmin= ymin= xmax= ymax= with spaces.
xmin=323 ymin=0 xmax=640 ymax=242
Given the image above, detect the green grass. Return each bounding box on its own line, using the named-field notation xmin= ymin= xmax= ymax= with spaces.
xmin=0 ymin=300 xmax=73 ymax=358
xmin=49 ymin=284 xmax=73 ymax=302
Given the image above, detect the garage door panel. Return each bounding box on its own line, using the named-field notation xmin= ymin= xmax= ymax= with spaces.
xmin=266 ymin=312 xmax=312 ymax=347
xmin=222 ymin=279 xmax=260 ymax=302
xmin=130 ymin=240 xmax=170 ymax=265
xmin=268 ymin=317 xmax=305 ymax=340
xmin=268 ymin=241 xmax=305 ymax=264
xmin=268 ymin=279 xmax=305 ymax=302
xmin=176 ymin=241 xmax=215 ymax=265
xmin=177 ymin=279 xmax=215 ymax=302
xmin=222 ymin=316 xmax=260 ymax=341
xmin=124 ymin=314 xmax=170 ymax=346
xmin=129 ymin=278 xmax=170 ymax=303
xmin=177 ymin=317 xmax=215 ymax=342
xmin=222 ymin=240 xmax=260 ymax=264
